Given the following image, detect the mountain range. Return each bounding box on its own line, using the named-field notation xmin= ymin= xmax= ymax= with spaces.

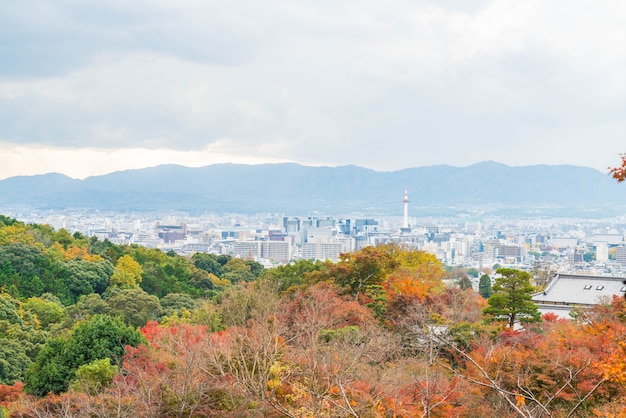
xmin=1 ymin=162 xmax=625 ymax=216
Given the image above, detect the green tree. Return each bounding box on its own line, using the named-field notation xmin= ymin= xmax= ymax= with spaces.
xmin=0 ymin=215 xmax=18 ymax=227
xmin=160 ymin=292 xmax=196 ymax=317
xmin=190 ymin=299 xmax=223 ymax=332
xmin=466 ymin=268 xmax=480 ymax=278
xmin=23 ymin=296 xmax=66 ymax=330
xmin=24 ymin=314 xmax=144 ymax=396
xmin=0 ymin=243 xmax=47 ymax=298
xmin=259 ymin=259 xmax=324 ymax=292
xmin=193 ymin=253 xmax=225 ymax=277
xmin=51 ymin=228 xmax=74 ymax=249
xmin=478 ymin=274 xmax=492 ymax=298
xmin=0 ymin=338 xmax=31 ymax=385
xmin=88 ymin=237 xmax=124 ymax=263
xmin=105 ymin=288 xmax=162 ymax=328
xmin=0 ymin=292 xmax=50 ymax=364
xmin=187 ymin=266 xmax=216 ymax=291
xmin=65 ymin=258 xmax=113 ymax=300
xmin=70 ymin=358 xmax=118 ymax=395
xmin=457 ymin=275 xmax=473 ymax=290
xmin=483 ymin=268 xmax=541 ymax=328
xmin=245 ymin=260 xmax=264 ymax=278
xmin=222 ymin=257 xmax=255 ymax=284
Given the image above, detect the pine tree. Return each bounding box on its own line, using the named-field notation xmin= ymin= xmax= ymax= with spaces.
xmin=478 ymin=274 xmax=492 ymax=298
xmin=483 ymin=268 xmax=541 ymax=327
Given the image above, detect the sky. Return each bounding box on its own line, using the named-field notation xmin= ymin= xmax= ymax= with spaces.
xmin=0 ymin=0 xmax=625 ymax=180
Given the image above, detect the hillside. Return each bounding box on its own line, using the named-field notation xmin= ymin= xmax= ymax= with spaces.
xmin=0 ymin=162 xmax=624 ymax=215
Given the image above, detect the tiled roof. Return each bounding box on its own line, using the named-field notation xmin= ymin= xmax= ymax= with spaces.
xmin=532 ymin=274 xmax=626 ymax=306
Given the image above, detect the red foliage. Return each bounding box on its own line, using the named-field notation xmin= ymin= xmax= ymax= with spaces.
xmin=609 ymin=154 xmax=626 ymax=183
xmin=140 ymin=320 xmax=208 ymax=352
xmin=0 ymin=382 xmax=23 ymax=407
xmin=279 ymin=282 xmax=375 ymax=344
xmin=541 ymin=312 xmax=562 ymax=322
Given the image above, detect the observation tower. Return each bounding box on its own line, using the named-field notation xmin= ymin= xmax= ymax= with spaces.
xmin=401 ymin=190 xmax=411 ymax=232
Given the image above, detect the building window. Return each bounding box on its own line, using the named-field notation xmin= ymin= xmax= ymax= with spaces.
xmin=596 ymin=285 xmax=604 ymax=290
xmin=621 ymin=286 xmax=626 ymax=292
xmin=583 ymin=285 xmax=592 ymax=290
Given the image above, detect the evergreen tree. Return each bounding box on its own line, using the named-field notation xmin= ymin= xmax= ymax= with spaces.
xmin=457 ymin=275 xmax=473 ymax=290
xmin=24 ymin=314 xmax=144 ymax=396
xmin=478 ymin=274 xmax=492 ymax=298
xmin=483 ymin=268 xmax=541 ymax=327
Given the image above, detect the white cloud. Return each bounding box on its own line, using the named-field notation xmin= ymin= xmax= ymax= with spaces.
xmin=0 ymin=0 xmax=624 ymax=178
xmin=0 ymin=142 xmax=295 ymax=180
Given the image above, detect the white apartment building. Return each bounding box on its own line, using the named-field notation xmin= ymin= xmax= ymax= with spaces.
xmin=233 ymin=241 xmax=260 ymax=259
xmin=301 ymin=239 xmax=343 ymax=262
xmin=261 ymin=241 xmax=291 ymax=264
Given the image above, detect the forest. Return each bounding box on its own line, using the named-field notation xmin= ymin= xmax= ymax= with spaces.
xmin=1 ymin=214 xmax=626 ymax=417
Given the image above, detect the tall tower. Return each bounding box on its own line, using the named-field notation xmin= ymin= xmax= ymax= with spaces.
xmin=402 ymin=190 xmax=410 ymax=229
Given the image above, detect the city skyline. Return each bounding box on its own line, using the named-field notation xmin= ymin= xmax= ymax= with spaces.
xmin=1 ymin=1 xmax=625 ymax=180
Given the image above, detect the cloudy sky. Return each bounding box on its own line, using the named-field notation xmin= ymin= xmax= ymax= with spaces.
xmin=1 ymin=0 xmax=625 ymax=180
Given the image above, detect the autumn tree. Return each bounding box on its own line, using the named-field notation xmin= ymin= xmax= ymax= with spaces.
xmin=119 ymin=322 xmax=216 ymax=417
xmin=110 ymin=254 xmax=143 ymax=288
xmin=0 ymin=381 xmax=23 ymax=412
xmin=314 ymin=245 xmax=399 ymax=300
xmin=483 ymin=268 xmax=541 ymax=327
xmin=609 ymin=153 xmax=626 ymax=182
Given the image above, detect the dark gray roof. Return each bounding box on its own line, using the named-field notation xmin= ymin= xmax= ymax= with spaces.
xmin=532 ymin=274 xmax=626 ymax=306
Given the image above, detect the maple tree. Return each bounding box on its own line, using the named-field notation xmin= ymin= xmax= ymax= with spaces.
xmin=8 ymin=241 xmax=626 ymax=417
xmin=609 ymin=153 xmax=626 ymax=182
xmin=0 ymin=382 xmax=22 ymax=410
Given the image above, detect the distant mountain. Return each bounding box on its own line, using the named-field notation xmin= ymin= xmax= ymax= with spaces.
xmin=1 ymin=162 xmax=625 ymax=216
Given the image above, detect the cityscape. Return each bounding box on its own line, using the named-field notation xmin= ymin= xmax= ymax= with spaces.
xmin=3 ymin=1 xmax=626 ymax=414
xmin=5 ymin=189 xmax=626 ymax=282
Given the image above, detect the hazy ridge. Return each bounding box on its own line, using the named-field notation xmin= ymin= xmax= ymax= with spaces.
xmin=0 ymin=162 xmax=624 ymax=216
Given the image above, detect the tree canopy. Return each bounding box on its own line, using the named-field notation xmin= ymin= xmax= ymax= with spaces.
xmin=24 ymin=314 xmax=144 ymax=396
xmin=483 ymin=268 xmax=541 ymax=327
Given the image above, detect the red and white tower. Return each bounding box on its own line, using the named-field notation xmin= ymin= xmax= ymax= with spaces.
xmin=402 ymin=190 xmax=410 ymax=229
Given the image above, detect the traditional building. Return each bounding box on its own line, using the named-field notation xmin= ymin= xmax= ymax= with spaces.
xmin=532 ymin=273 xmax=626 ymax=318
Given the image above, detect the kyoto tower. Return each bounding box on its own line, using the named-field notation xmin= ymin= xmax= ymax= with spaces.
xmin=402 ymin=190 xmax=410 ymax=230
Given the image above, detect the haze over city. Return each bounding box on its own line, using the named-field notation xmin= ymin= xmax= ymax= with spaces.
xmin=1 ymin=0 xmax=625 ymax=180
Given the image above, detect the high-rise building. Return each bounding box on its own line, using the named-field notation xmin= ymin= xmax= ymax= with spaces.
xmin=616 ymin=246 xmax=626 ymax=266
xmin=261 ymin=241 xmax=291 ymax=263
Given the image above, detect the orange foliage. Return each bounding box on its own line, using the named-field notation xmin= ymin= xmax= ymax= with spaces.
xmin=609 ymin=153 xmax=626 ymax=183
xmin=0 ymin=382 xmax=23 ymax=408
xmin=455 ymin=307 xmax=626 ymax=415
xmin=279 ymin=281 xmax=375 ymax=345
xmin=386 ymin=268 xmax=437 ymax=300
xmin=48 ymin=242 xmax=104 ymax=262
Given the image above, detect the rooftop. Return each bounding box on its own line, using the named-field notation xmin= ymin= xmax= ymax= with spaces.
xmin=532 ymin=274 xmax=626 ymax=307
